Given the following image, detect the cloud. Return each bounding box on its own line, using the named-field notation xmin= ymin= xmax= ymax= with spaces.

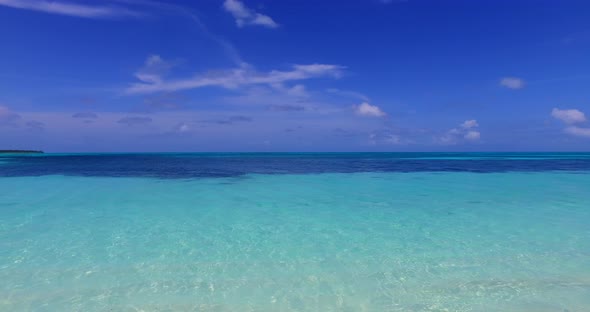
xmin=354 ymin=102 xmax=386 ymax=117
xmin=384 ymin=134 xmax=402 ymax=144
xmin=72 ymin=112 xmax=98 ymax=119
xmin=370 ymin=133 xmax=402 ymax=145
xmin=271 ymin=83 xmax=308 ymax=98
xmin=150 ymin=121 xmax=196 ymax=138
xmin=287 ymin=84 xmax=307 ymax=97
xmin=551 ymin=108 xmax=590 ymax=138
xmin=0 ymin=0 xmax=143 ymax=19
xmin=327 ymin=88 xmax=370 ymax=102
xmin=126 ymin=57 xmax=344 ymax=94
xmin=1 ymin=106 xmax=46 ymax=131
xmin=223 ymin=0 xmax=278 ymax=28
xmin=439 ymin=119 xmax=481 ymax=144
xmin=564 ymin=126 xmax=590 ymax=138
xmin=134 ymin=55 xmax=176 ymax=85
xmin=117 ymin=116 xmax=153 ymax=126
xmin=464 ymin=130 xmax=480 ymax=140
xmin=366 ymin=128 xmax=411 ymax=146
xmin=461 ymin=119 xmax=479 ymax=129
xmin=500 ymin=77 xmax=525 ymax=89
xmin=551 ymin=108 xmax=586 ymax=124
xmin=173 ymin=122 xmax=191 ymax=134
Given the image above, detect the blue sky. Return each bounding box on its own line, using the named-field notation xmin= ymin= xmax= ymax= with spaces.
xmin=1 ymin=0 xmax=589 ymax=152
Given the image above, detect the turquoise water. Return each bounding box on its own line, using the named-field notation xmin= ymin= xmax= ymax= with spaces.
xmin=1 ymin=154 xmax=590 ymax=311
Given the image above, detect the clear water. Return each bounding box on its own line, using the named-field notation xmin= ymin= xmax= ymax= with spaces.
xmin=1 ymin=153 xmax=589 ymax=311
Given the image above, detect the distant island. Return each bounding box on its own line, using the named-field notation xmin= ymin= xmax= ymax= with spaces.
xmin=0 ymin=150 xmax=43 ymax=154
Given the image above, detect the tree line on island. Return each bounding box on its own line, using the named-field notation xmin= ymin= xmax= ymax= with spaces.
xmin=0 ymin=150 xmax=43 ymax=154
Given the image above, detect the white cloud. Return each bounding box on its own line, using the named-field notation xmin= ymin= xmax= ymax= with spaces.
xmin=134 ymin=55 xmax=175 ymax=85
xmin=551 ymin=108 xmax=590 ymax=139
xmin=366 ymin=129 xmax=411 ymax=146
xmin=220 ymin=85 xmax=328 ymax=112
xmin=223 ymin=0 xmax=278 ymax=28
xmin=384 ymin=134 xmax=402 ymax=144
xmin=464 ymin=130 xmax=481 ymax=140
xmin=439 ymin=119 xmax=480 ymax=144
xmin=564 ymin=126 xmax=590 ymax=138
xmin=173 ymin=122 xmax=191 ymax=133
xmin=461 ymin=119 xmax=479 ymax=129
xmin=500 ymin=77 xmax=525 ymax=89
xmin=354 ymin=102 xmax=386 ymax=117
xmin=551 ymin=108 xmax=586 ymax=124
xmin=0 ymin=0 xmax=143 ymax=19
xmin=285 ymin=84 xmax=307 ymax=97
xmin=126 ymin=56 xmax=344 ymax=94
xmin=270 ymin=83 xmax=308 ymax=97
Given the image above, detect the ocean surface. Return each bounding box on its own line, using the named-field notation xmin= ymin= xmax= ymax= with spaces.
xmin=1 ymin=153 xmax=589 ymax=311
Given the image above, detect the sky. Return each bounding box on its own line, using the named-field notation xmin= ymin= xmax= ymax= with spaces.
xmin=0 ymin=0 xmax=589 ymax=152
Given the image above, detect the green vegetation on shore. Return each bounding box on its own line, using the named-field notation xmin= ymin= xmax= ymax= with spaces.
xmin=0 ymin=150 xmax=43 ymax=154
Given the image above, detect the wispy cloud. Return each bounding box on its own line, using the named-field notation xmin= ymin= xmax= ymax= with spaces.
xmin=126 ymin=56 xmax=344 ymax=94
xmin=271 ymin=83 xmax=308 ymax=98
xmin=327 ymin=88 xmax=370 ymax=102
xmin=120 ymin=0 xmax=245 ymax=66
xmin=500 ymin=77 xmax=525 ymax=89
xmin=223 ymin=0 xmax=278 ymax=28
xmin=3 ymin=0 xmax=244 ymax=66
xmin=172 ymin=122 xmax=191 ymax=134
xmin=463 ymin=130 xmax=480 ymax=140
xmin=460 ymin=119 xmax=479 ymax=129
xmin=439 ymin=119 xmax=481 ymax=144
xmin=564 ymin=126 xmax=590 ymax=138
xmin=368 ymin=131 xmax=403 ymax=146
xmin=134 ymin=55 xmax=176 ymax=85
xmin=354 ymin=102 xmax=386 ymax=117
xmin=0 ymin=0 xmax=144 ymax=19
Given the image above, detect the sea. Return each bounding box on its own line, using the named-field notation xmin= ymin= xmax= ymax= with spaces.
xmin=0 ymin=153 xmax=589 ymax=311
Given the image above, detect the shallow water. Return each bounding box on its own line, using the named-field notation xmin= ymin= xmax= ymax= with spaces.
xmin=1 ymin=154 xmax=589 ymax=311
